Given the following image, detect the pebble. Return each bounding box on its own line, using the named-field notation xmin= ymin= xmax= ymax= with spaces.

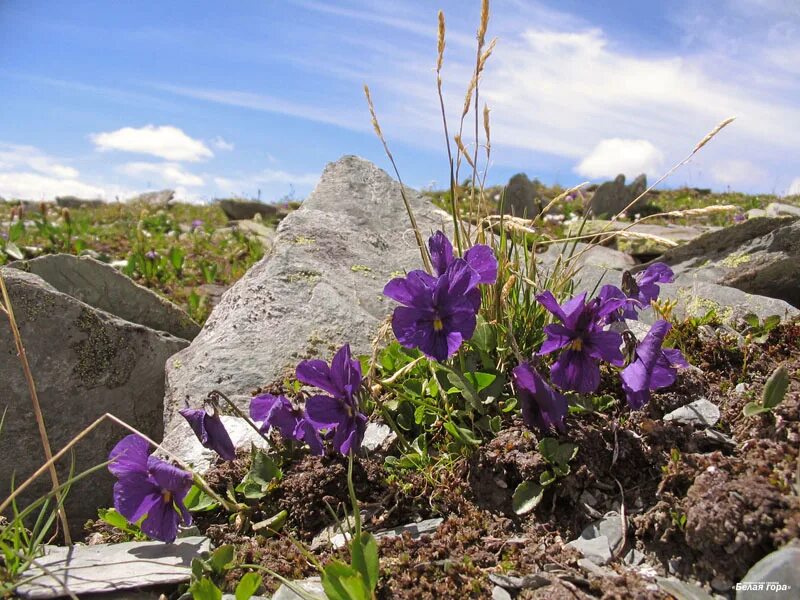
xmin=663 ymin=398 xmax=720 ymax=427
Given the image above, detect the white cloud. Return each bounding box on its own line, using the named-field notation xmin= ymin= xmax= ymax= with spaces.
xmin=0 ymin=144 xmax=79 ymax=179
xmin=709 ymin=159 xmax=768 ymax=187
xmin=787 ymin=178 xmax=800 ymax=196
xmin=91 ymin=125 xmax=213 ymax=162
xmin=575 ymin=139 xmax=664 ymax=179
xmin=213 ymin=136 xmax=234 ymax=151
xmin=119 ymin=162 xmax=205 ymax=187
xmin=0 ymin=172 xmax=105 ymax=200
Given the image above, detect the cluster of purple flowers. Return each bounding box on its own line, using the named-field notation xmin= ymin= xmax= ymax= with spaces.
xmin=517 ymin=263 xmax=688 ymax=433
xmin=383 ymin=231 xmax=497 ymax=361
xmin=107 ymin=344 xmax=367 ymax=542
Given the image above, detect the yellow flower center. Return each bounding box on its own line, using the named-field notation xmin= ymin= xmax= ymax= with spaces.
xmin=570 ymin=338 xmax=583 ymax=351
xmin=433 ymin=317 xmax=444 ymax=331
xmin=162 ymin=490 xmax=173 ymax=504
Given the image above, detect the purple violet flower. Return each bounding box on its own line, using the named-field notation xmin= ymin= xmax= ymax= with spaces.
xmin=620 ymin=320 xmax=689 ymax=409
xmin=296 ymin=344 xmax=367 ymax=455
xmin=536 ymin=291 xmax=625 ymax=393
xmin=512 ymin=361 xmax=568 ymax=433
xmin=108 ymin=435 xmax=192 ymax=543
xmin=191 ymin=219 xmax=204 ymax=230
xmin=145 ymin=250 xmax=159 ymax=260
xmin=733 ymin=213 xmax=746 ymax=224
xmin=249 ymin=393 xmax=323 ymax=455
xmin=179 ymin=406 xmax=236 ymax=461
xmin=597 ymin=284 xmax=638 ymax=323
xmin=384 ymin=232 xmax=498 ymax=361
xmin=633 ymin=263 xmax=674 ymax=307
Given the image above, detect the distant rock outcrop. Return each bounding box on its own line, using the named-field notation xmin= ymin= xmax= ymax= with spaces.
xmin=501 ymin=174 xmax=544 ymax=218
xmin=218 ymin=198 xmax=279 ymax=221
xmin=56 ymin=196 xmax=103 ymax=209
xmin=129 ymin=189 xmax=175 ymax=207
xmin=587 ymin=173 xmax=648 ymax=217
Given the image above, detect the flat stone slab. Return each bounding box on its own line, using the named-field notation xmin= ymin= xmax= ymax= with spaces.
xmin=271 ymin=576 xmax=325 ymax=599
xmin=16 ymin=537 xmax=209 ymax=599
xmin=663 ymin=399 xmax=720 ymax=427
xmin=736 ymin=543 xmax=800 ymax=600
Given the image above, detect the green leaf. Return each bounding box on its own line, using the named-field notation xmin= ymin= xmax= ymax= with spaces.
xmin=762 ymin=365 xmax=790 ymax=409
xmin=539 ymin=470 xmax=556 ymax=486
xmin=190 ymin=577 xmax=222 ymax=600
xmin=742 ymin=313 xmax=760 ymax=329
xmin=538 ymin=438 xmax=577 ymax=467
xmin=762 ymin=315 xmax=781 ymax=332
xmin=512 ymin=481 xmax=544 ymax=515
xmin=236 ymin=449 xmax=282 ymax=499
xmin=191 ymin=557 xmax=206 ymax=581
xmin=321 ymin=560 xmax=362 ymax=600
xmin=235 ymin=572 xmax=262 ymax=600
xmin=443 ymin=420 xmax=480 ymax=448
xmin=4 ymin=242 xmax=23 ymax=260
xmin=97 ymin=507 xmax=129 ymax=530
xmin=209 ymin=544 xmax=234 ymax=574
xmin=350 ymin=532 xmax=379 ymax=593
xmin=464 ymin=372 xmax=497 ymax=392
xmin=443 ymin=367 xmax=485 ymax=413
xmin=252 ymin=510 xmax=288 ymax=537
xmin=184 ymin=485 xmax=220 ymax=512
xmin=743 ymin=402 xmax=770 ymax=417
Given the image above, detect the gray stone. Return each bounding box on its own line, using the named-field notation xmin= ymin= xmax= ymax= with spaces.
xmin=567 ymin=512 xmax=625 ymax=565
xmin=271 ymin=577 xmax=325 ymax=600
xmin=663 ymin=398 xmax=720 ymax=427
xmin=166 ymin=415 xmax=269 ymax=473
xmin=565 ymin=220 xmax=711 ymax=257
xmin=373 ymin=517 xmax=444 ymax=541
xmin=492 ymin=586 xmax=513 ymax=600
xmin=656 ymin=577 xmax=716 ymax=600
xmin=16 ymin=536 xmax=209 ymax=599
xmin=501 ymin=173 xmax=543 ymax=218
xmin=765 ymin=202 xmax=800 ymax=218
xmin=654 ymin=216 xmax=800 ymax=307
xmin=587 ymin=174 xmax=648 ymax=218
xmin=0 ymin=268 xmax=188 ymax=532
xmin=746 ymin=208 xmax=767 ymax=219
xmin=623 ymin=548 xmax=646 ymax=566
xmin=218 ymin=199 xmax=278 ymax=221
xmin=128 ymin=189 xmax=175 ymax=206
xmin=362 ymin=421 xmax=396 ymax=453
xmin=232 ymin=219 xmax=276 ymax=248
xmin=539 ymin=242 xmax=634 ymax=271
xmin=55 ymin=196 xmax=103 ymax=209
xmin=736 ymin=543 xmax=800 ymax=600
xmin=488 ymin=573 xmax=550 ymax=591
xmin=163 ymin=156 xmax=450 ymax=442
xmin=7 ymin=254 xmax=200 ymax=340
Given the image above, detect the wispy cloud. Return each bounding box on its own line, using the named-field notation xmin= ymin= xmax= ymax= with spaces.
xmin=212 ymin=136 xmax=234 ymax=151
xmin=0 ymin=143 xmax=79 ymax=179
xmin=119 ymin=161 xmax=205 ymax=187
xmin=91 ymin=125 xmax=214 ymax=162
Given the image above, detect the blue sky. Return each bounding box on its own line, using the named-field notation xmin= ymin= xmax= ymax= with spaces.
xmin=1 ymin=0 xmax=799 ymax=202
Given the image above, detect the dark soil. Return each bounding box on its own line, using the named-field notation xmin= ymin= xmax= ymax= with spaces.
xmin=88 ymin=321 xmax=800 ymax=598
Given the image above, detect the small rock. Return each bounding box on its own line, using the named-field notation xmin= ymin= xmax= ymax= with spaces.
xmin=129 ymin=189 xmax=175 ymax=206
xmin=736 ymin=543 xmax=800 ymax=600
xmin=623 ymin=548 xmax=646 ymax=566
xmin=311 ymin=515 xmax=357 ymax=550
xmin=765 ymin=202 xmax=800 ymax=218
xmin=567 ymin=535 xmax=613 ymax=565
xmin=373 ymin=517 xmax=444 ymax=542
xmin=656 ymin=576 xmax=715 ymax=600
xmin=492 ymin=586 xmax=513 ymax=600
xmin=746 ymin=208 xmax=767 ymax=219
xmin=362 ymin=421 xmax=396 ymax=453
xmin=663 ymin=398 xmax=720 ymax=427
xmin=577 ymin=558 xmax=618 ymax=579
xmin=734 ymin=383 xmax=748 ymax=394
xmin=488 ymin=573 xmax=549 ymax=590
xmin=271 ymin=577 xmax=325 ymax=600
xmin=16 ymin=537 xmax=209 ymax=598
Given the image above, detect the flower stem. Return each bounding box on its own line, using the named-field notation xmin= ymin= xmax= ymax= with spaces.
xmin=207 ymin=389 xmax=272 ymax=447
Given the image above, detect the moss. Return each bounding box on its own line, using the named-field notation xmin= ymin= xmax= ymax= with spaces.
xmin=350 ymin=264 xmax=372 ymax=273
xmin=285 ymin=270 xmax=321 ymax=284
xmin=678 ymin=290 xmax=734 ymax=322
xmin=71 ymin=308 xmax=136 ymax=388
xmin=720 ymin=251 xmax=751 ymax=268
xmin=293 ymin=235 xmax=315 ymax=245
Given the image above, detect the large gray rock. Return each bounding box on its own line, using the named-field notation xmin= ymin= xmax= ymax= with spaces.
xmin=765 ymin=202 xmax=800 ymax=218
xmin=574 ymin=266 xmax=798 ymax=324
xmin=16 ymin=536 xmax=209 ymax=599
xmin=0 ymin=268 xmax=188 ymax=532
xmin=163 ymin=156 xmax=450 ymax=451
xmin=8 ymin=254 xmax=200 ymax=340
xmin=736 ymin=543 xmax=800 ymax=600
xmin=218 ymin=198 xmax=278 ymax=221
xmin=128 ymin=189 xmax=174 ymax=206
xmin=501 ymin=174 xmax=543 ymax=218
xmin=587 ymin=174 xmax=648 ymax=217
xmin=653 ymin=216 xmax=800 ymax=307
xmin=55 ymin=196 xmax=103 ymax=209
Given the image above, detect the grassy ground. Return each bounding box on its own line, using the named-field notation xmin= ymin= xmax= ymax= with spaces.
xmin=0 ymin=201 xmax=274 ymax=324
